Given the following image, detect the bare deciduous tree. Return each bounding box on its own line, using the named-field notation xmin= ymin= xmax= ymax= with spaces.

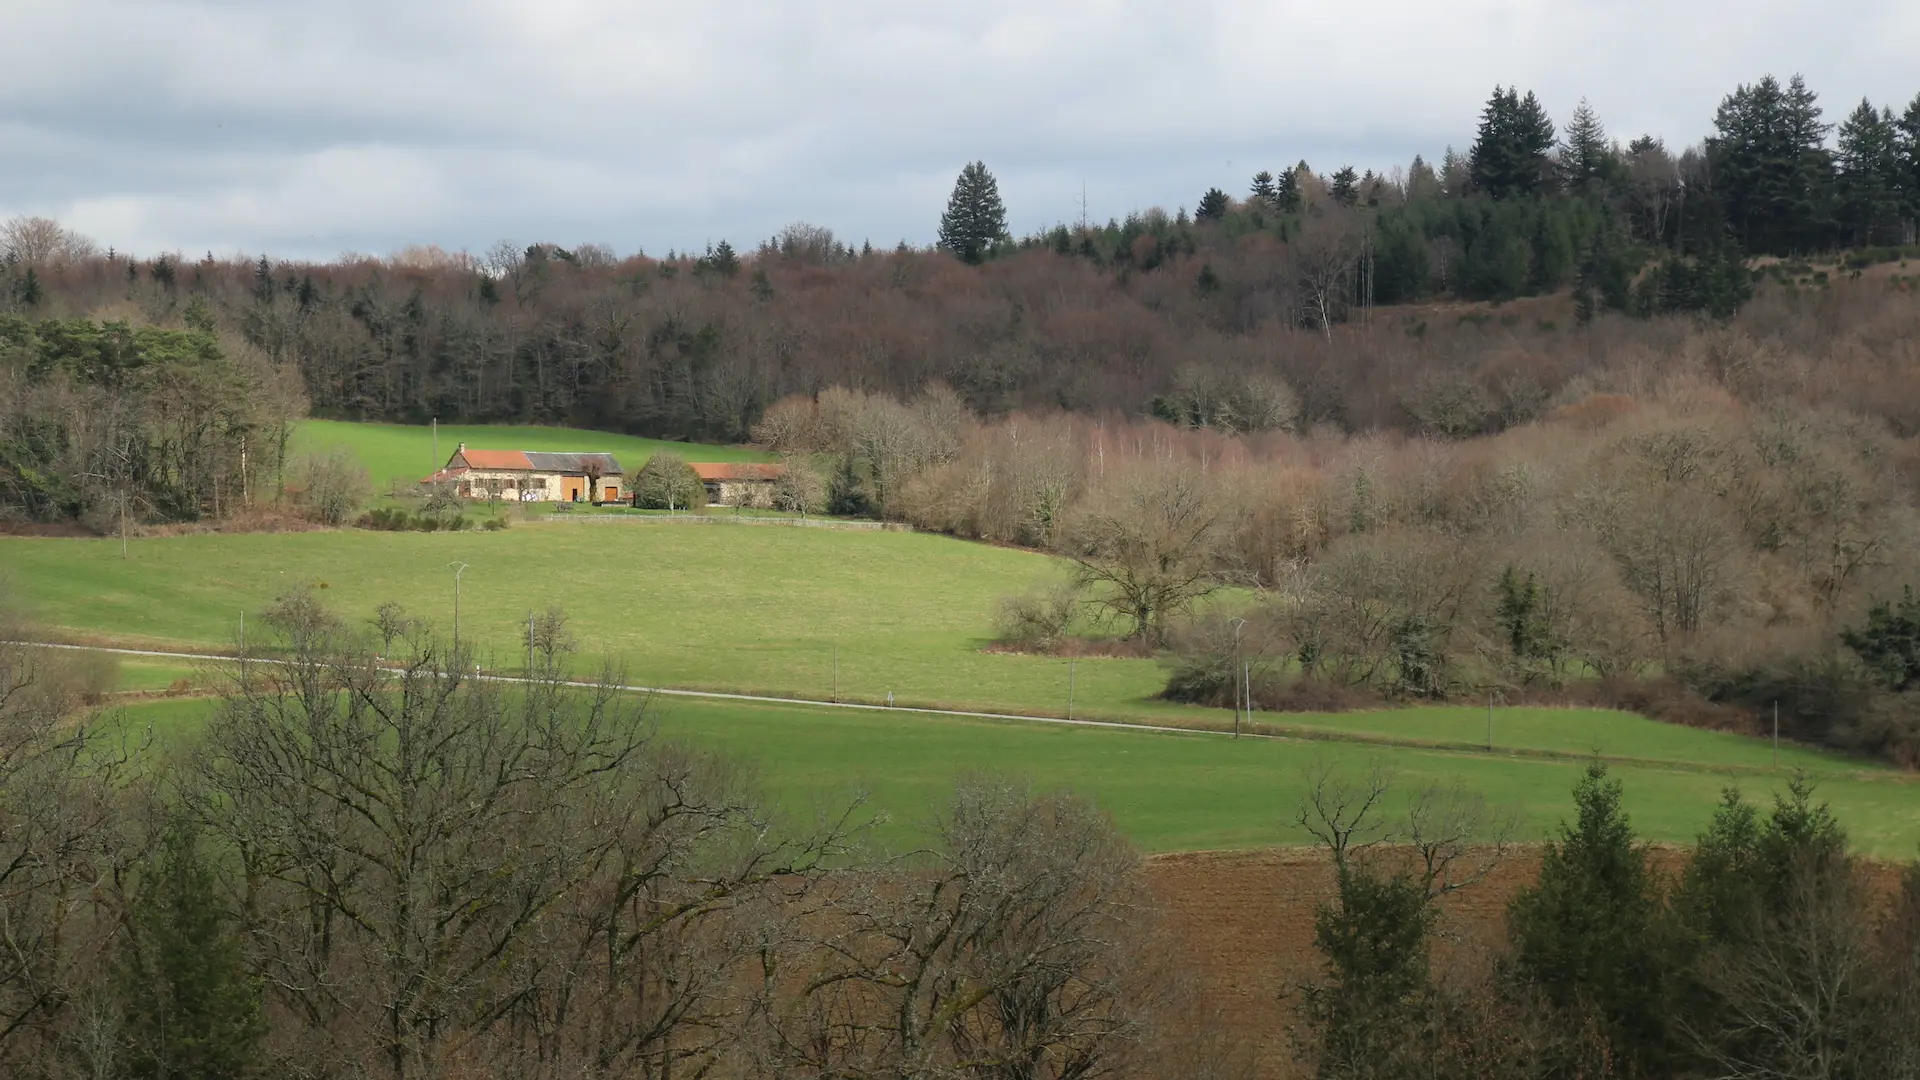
xmin=1685 ymin=854 xmax=1881 ymax=1080
xmin=1064 ymin=462 xmax=1229 ymax=645
xmin=758 ymin=777 xmax=1147 ymax=1080
xmin=197 ymin=623 xmax=659 ymax=1079
xmin=1291 ymin=211 xmax=1360 ymax=340
xmin=1 ymin=215 xmax=96 ymax=266
xmin=0 ymin=596 xmax=130 ymax=1055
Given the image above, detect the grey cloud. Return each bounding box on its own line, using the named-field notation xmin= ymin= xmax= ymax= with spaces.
xmin=1 ymin=0 xmax=1912 ymax=260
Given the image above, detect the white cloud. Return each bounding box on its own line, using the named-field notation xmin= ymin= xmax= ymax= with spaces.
xmin=0 ymin=0 xmax=1910 ymax=259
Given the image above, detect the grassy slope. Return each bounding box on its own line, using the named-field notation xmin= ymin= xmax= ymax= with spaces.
xmin=290 ymin=419 xmax=772 ymax=489
xmin=106 ymin=694 xmax=1920 ymax=857
xmin=5 ymin=522 xmax=1903 ymax=778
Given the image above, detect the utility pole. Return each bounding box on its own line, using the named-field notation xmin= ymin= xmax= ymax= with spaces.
xmin=833 ymin=642 xmax=840 ymax=703
xmin=432 ymin=417 xmax=439 ymax=471
xmin=1243 ymin=659 xmax=1251 ymax=735
xmin=528 ymin=611 xmax=535 ymax=676
xmin=448 ymin=562 xmax=469 ymax=648
xmin=1487 ymin=692 xmax=1494 ymax=751
xmin=1229 ymin=617 xmax=1247 ymax=738
xmin=1068 ymin=659 xmax=1076 ymax=721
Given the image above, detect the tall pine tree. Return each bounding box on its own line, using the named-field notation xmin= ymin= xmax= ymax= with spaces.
xmin=1558 ymin=97 xmax=1618 ymax=192
xmin=1195 ymin=187 xmax=1230 ymax=220
xmin=1250 ymin=170 xmax=1277 ymax=205
xmin=937 ymin=161 xmax=1010 ymax=265
xmin=1508 ymin=763 xmax=1672 ymax=1073
xmin=1406 ymin=154 xmax=1440 ymax=201
xmin=1274 ymin=162 xmax=1306 ymax=213
xmin=1836 ymin=99 xmax=1904 ymax=246
xmin=1470 ymin=86 xmax=1557 ymax=199
xmin=1713 ymin=74 xmax=1837 ymax=254
xmin=1893 ymin=92 xmax=1920 ymax=240
xmin=1328 ymin=166 xmax=1359 ymax=207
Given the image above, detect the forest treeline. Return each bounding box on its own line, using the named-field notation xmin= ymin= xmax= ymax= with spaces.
xmin=1 ymin=602 xmax=1916 ymax=1079
xmin=2 ymin=75 xmax=1917 ymax=452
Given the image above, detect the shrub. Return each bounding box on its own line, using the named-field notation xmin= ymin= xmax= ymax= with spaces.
xmin=994 ymin=582 xmax=1080 ymax=652
xmin=295 ymin=449 xmax=369 ymax=526
xmin=772 ymin=461 xmax=828 ymax=515
xmin=631 ymin=453 xmax=706 ymax=510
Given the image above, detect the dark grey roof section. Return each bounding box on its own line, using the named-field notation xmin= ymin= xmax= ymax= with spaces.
xmin=522 ymin=451 xmax=623 ymax=474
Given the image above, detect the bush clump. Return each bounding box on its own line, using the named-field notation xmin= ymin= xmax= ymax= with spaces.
xmin=993 ymin=582 xmax=1081 ymax=652
xmin=772 ymin=462 xmax=828 ymax=515
xmin=355 ymin=507 xmax=471 ymax=532
xmin=630 ymin=453 xmax=706 ymax=510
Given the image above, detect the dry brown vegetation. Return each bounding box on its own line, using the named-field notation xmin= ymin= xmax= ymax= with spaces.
xmin=744 ymin=286 xmax=1920 ymax=764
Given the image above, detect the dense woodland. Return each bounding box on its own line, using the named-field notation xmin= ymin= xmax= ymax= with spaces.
xmin=1 ymin=608 xmax=1917 ymax=1080
xmin=2 ymin=76 xmax=1917 ymax=447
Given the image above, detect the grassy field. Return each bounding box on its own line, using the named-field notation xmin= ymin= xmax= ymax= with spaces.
xmin=9 ymin=416 xmax=1915 ymax=856
xmin=101 ymin=692 xmax=1920 ymax=857
xmin=290 ymin=419 xmax=772 ymax=489
xmin=4 ymin=521 xmax=1908 ymax=779
xmin=110 ymin=658 xmax=207 ymax=693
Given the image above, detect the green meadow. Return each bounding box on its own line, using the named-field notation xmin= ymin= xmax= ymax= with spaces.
xmin=290 ymin=419 xmax=771 ymax=489
xmin=7 ymin=419 xmax=1916 ymax=858
xmin=102 ymin=692 xmax=1920 ymax=857
xmin=2 ymin=520 xmax=1908 ymax=777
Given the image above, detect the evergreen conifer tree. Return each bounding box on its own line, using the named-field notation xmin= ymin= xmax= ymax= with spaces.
xmin=119 ymin=817 xmax=265 ymax=1080
xmin=1439 ymin=146 xmax=1470 ymax=197
xmin=1250 ymin=170 xmax=1277 ymax=205
xmin=1274 ymin=163 xmax=1306 ymax=213
xmin=1713 ymin=74 xmax=1839 ymax=254
xmin=252 ymin=255 xmax=274 ymax=303
xmin=1836 ymin=98 xmax=1904 ymax=246
xmin=1508 ymin=763 xmax=1672 ymax=1072
xmin=1195 ymin=187 xmax=1230 ymax=220
xmin=937 ymin=161 xmax=1010 ymax=265
xmin=1471 ymin=87 xmax=1557 ymax=199
xmin=1406 ymin=154 xmax=1440 ymax=201
xmin=1559 ymin=97 xmax=1618 ymax=191
xmin=1898 ymin=93 xmax=1920 ymax=233
xmin=1329 ymin=166 xmax=1359 ymax=207
xmin=707 ymin=239 xmax=741 ymax=278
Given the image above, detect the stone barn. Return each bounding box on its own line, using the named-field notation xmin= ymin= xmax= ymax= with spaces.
xmin=689 ymin=462 xmax=786 ymax=508
xmin=420 ymin=445 xmax=624 ymax=502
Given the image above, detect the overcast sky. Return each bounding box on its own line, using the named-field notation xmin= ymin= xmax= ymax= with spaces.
xmin=2 ymin=0 xmax=1914 ymax=262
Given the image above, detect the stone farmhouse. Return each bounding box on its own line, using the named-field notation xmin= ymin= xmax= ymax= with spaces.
xmin=689 ymin=462 xmax=785 ymax=507
xmin=421 ymin=444 xmax=623 ymax=502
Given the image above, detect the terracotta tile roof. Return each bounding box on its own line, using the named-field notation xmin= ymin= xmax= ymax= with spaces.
xmin=689 ymin=462 xmax=785 ymax=482
xmin=457 ymin=449 xmax=534 ymax=470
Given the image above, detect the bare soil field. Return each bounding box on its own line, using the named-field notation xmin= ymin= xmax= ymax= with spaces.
xmin=1141 ymin=847 xmax=1908 ymax=1078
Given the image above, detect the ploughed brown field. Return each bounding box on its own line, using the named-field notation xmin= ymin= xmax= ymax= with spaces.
xmin=1142 ymin=847 xmax=1910 ymax=1079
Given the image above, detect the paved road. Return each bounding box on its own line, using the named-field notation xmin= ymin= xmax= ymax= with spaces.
xmin=19 ymin=640 xmax=1275 ymax=742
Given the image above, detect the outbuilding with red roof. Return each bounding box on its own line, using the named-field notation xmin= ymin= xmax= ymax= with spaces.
xmin=420 ymin=444 xmax=624 ymax=503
